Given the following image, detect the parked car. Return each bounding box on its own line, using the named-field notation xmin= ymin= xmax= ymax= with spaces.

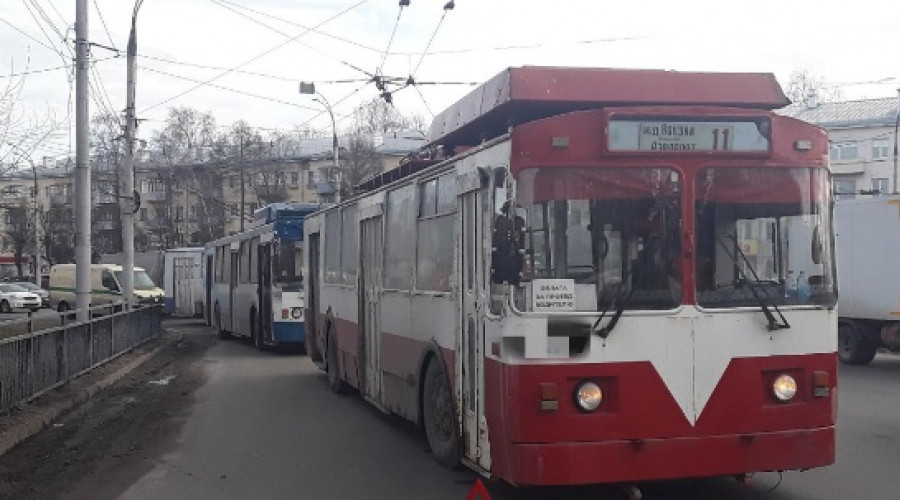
xmin=0 ymin=284 xmax=42 ymax=313
xmin=14 ymin=282 xmax=50 ymax=308
xmin=48 ymin=264 xmax=164 ymax=312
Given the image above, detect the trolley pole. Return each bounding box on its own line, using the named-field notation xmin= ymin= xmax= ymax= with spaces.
xmin=74 ymin=0 xmax=92 ymax=320
xmin=121 ymin=2 xmax=143 ymax=309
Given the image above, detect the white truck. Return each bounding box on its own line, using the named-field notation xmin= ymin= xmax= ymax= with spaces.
xmin=835 ymin=194 xmax=900 ymax=364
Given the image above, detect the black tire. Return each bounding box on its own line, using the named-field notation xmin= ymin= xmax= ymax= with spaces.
xmin=58 ymin=301 xmax=70 ymax=313
xmin=838 ymin=321 xmax=877 ymax=365
xmin=215 ymin=303 xmax=230 ymax=340
xmin=326 ymin=329 xmax=348 ymax=394
xmin=0 ymin=300 xmax=10 ymax=314
xmin=422 ymin=358 xmax=460 ymax=469
xmin=29 ymin=308 xmax=39 ymax=313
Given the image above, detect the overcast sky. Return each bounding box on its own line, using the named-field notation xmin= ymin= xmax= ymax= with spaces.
xmin=2 ymin=0 xmax=898 ymax=161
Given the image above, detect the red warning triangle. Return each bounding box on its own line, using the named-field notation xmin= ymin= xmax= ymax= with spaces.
xmin=465 ymin=479 xmax=491 ymax=500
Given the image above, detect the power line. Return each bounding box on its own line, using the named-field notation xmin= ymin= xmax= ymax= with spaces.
xmin=0 ymin=54 xmax=117 ymax=79
xmin=209 ymin=0 xmax=373 ymax=79
xmin=213 ymin=0 xmax=383 ymax=55
xmin=141 ymin=0 xmax=371 ymax=113
xmin=138 ymin=54 xmax=301 ymax=82
xmin=393 ymin=35 xmax=649 ymax=56
xmin=92 ymin=0 xmax=118 ymax=52
xmin=378 ymin=1 xmax=408 ymax=78
xmin=0 ymin=17 xmax=56 ymax=52
xmin=411 ymin=1 xmax=454 ymax=78
xmin=141 ymin=65 xmax=323 ymax=112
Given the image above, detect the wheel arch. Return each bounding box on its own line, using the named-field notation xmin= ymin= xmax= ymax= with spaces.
xmin=416 ymin=339 xmax=456 ymax=428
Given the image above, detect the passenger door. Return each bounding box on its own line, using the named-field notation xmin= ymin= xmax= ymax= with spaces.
xmin=360 ymin=216 xmax=384 ymax=403
xmin=459 ymin=187 xmax=489 ymax=469
xmin=258 ymin=243 xmax=273 ymax=344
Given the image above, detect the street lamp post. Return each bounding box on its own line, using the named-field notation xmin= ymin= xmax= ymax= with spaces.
xmin=299 ymin=82 xmax=340 ymax=202
xmin=120 ymin=0 xmax=145 ymax=310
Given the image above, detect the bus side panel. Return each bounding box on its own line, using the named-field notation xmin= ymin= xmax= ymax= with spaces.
xmin=334 ymin=286 xmax=361 ymax=388
xmin=210 ymin=283 xmax=231 ymax=330
xmin=379 ymin=292 xmax=414 ymax=417
xmin=231 ymin=282 xmax=257 ymax=338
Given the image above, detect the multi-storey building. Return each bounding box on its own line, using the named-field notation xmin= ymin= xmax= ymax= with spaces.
xmin=780 ymin=96 xmax=900 ymax=198
xmin=0 ymin=131 xmax=425 ymax=271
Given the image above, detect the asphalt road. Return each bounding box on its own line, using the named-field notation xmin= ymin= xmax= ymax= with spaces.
xmin=25 ymin=319 xmax=900 ymax=499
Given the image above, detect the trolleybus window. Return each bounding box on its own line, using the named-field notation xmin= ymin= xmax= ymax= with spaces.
xmin=323 ymin=210 xmax=341 ymax=284
xmin=341 ymin=205 xmax=359 ymax=284
xmin=274 ymin=239 xmax=303 ymax=287
xmin=385 ymin=184 xmax=416 ymax=289
xmin=694 ymin=167 xmax=836 ymax=308
xmin=515 ymin=167 xmax=682 ymax=311
xmin=417 ymin=174 xmax=456 ymax=292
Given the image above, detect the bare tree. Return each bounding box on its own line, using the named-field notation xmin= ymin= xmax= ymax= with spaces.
xmin=350 ymin=98 xmax=411 ymax=136
xmin=149 ymin=107 xmax=219 ymax=248
xmin=152 ymin=107 xmax=217 ymax=164
xmin=339 ymin=134 xmax=384 ymax=197
xmin=1 ymin=61 xmax=60 ymax=176
xmin=3 ymin=202 xmax=32 ymax=277
xmin=39 ymin=206 xmax=75 ymax=265
xmin=785 ymin=69 xmax=844 ymax=105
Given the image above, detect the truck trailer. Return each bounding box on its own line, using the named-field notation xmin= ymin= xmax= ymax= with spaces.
xmin=835 ymin=194 xmax=900 ymax=364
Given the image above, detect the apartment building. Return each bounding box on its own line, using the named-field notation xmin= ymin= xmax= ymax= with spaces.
xmin=780 ymin=96 xmax=899 ymax=198
xmin=0 ymin=131 xmax=425 ymax=266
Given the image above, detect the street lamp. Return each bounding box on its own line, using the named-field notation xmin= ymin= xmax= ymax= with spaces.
xmin=299 ymin=82 xmax=340 ymax=202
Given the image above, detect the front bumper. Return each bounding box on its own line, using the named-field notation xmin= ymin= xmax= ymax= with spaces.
xmin=497 ymin=427 xmax=834 ymax=486
xmin=12 ymin=300 xmax=41 ymax=309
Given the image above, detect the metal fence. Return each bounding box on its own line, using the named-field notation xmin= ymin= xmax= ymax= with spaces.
xmin=0 ymin=305 xmax=162 ymax=414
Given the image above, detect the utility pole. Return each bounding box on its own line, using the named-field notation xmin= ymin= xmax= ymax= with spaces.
xmin=74 ymin=0 xmax=91 ymax=320
xmin=239 ymin=135 xmax=245 ymax=231
xmin=121 ymin=1 xmax=144 ymax=309
xmin=29 ymin=160 xmax=39 ymax=286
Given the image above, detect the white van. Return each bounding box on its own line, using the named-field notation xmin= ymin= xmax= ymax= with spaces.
xmin=49 ymin=263 xmax=164 ymax=312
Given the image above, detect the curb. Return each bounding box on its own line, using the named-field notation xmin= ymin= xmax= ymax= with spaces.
xmin=0 ymin=329 xmax=184 ymax=458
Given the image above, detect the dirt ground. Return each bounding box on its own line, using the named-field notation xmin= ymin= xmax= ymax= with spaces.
xmin=0 ymin=324 xmax=216 ymax=500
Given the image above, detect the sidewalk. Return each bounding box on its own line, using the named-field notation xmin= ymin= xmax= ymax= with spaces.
xmin=0 ymin=327 xmax=181 ymax=458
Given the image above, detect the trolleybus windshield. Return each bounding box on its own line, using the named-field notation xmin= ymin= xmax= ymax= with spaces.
xmin=515 ymin=166 xmax=682 ymax=311
xmin=694 ymin=167 xmax=836 ymax=308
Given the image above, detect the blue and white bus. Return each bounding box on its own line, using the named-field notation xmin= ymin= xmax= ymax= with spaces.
xmin=204 ymin=203 xmax=323 ymax=349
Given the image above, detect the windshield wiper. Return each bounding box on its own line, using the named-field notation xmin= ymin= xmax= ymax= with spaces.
xmin=716 ymin=235 xmax=790 ymax=331
xmin=592 ymin=263 xmax=639 ymax=339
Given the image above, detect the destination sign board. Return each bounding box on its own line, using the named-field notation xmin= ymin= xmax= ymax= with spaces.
xmin=608 ymin=118 xmax=770 ymax=152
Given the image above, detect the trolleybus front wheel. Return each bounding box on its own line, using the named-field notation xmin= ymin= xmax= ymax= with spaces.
xmin=423 ymin=359 xmax=460 ymax=469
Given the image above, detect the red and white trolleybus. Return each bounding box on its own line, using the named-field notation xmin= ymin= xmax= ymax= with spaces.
xmin=304 ymin=67 xmax=837 ymax=488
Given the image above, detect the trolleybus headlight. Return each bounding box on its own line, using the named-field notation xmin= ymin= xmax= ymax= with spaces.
xmin=772 ymin=374 xmax=797 ymax=402
xmin=291 ymin=307 xmax=303 ymax=319
xmin=574 ymin=381 xmax=603 ymax=412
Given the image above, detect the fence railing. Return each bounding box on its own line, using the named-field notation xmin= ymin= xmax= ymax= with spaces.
xmin=0 ymin=304 xmax=162 ymax=414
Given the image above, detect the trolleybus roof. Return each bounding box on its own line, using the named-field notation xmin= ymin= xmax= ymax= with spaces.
xmin=426 ymin=66 xmax=790 ymax=148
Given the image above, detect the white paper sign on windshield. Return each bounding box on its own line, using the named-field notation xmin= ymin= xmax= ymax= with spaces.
xmin=532 ymin=279 xmax=576 ymax=312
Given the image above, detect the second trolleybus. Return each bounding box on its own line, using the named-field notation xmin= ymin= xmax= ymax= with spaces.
xmin=304 ymin=67 xmax=837 ymax=488
xmin=205 ymin=203 xmax=321 ymax=349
